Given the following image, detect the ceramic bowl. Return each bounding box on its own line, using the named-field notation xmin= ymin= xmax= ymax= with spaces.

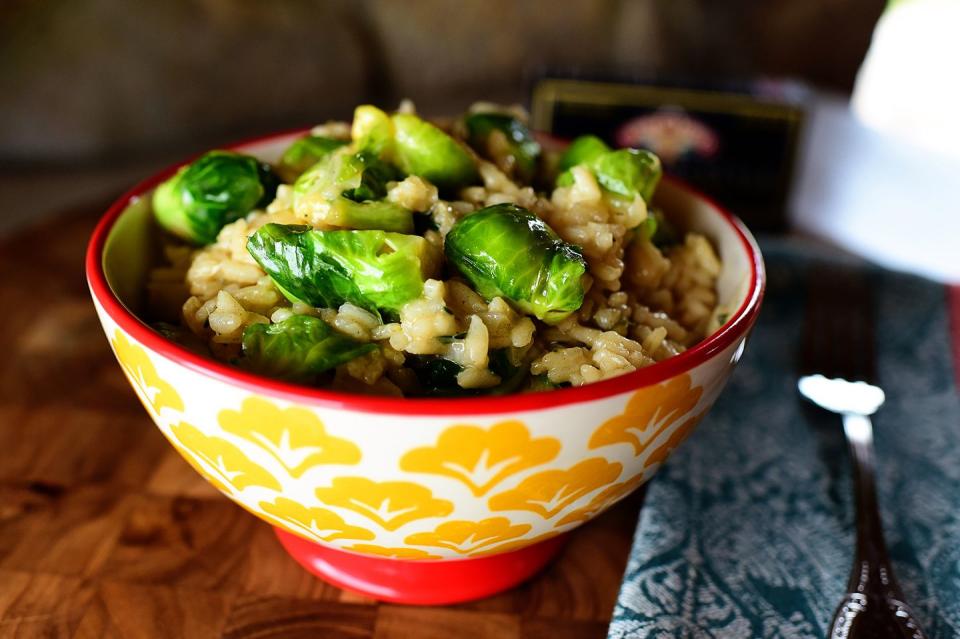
xmin=86 ymin=131 xmax=765 ymax=604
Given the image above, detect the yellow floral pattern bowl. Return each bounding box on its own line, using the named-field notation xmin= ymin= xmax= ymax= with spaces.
xmin=86 ymin=132 xmax=765 ymax=604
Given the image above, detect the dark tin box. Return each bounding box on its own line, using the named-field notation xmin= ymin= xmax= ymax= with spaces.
xmin=531 ymin=78 xmax=806 ymax=232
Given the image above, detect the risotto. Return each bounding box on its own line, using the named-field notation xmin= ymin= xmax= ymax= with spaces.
xmin=147 ymin=102 xmax=726 ymax=397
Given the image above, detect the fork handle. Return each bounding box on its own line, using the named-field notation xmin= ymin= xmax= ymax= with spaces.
xmin=827 ymin=414 xmax=927 ymax=639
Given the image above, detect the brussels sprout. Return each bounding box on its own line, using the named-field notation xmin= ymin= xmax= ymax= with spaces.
xmin=555 ymin=142 xmax=662 ymax=204
xmin=246 ymin=224 xmax=433 ymax=317
xmin=592 ymin=148 xmax=661 ymax=202
xmin=294 ymin=150 xmax=388 ymax=201
xmin=276 ymin=135 xmax=348 ymax=182
xmin=340 ymin=152 xmax=402 ymax=202
xmin=444 ymin=204 xmax=587 ymax=324
xmin=325 ymin=199 xmax=414 ymax=234
xmin=352 ymin=104 xmax=395 ymax=156
xmin=464 ymin=112 xmax=541 ymax=183
xmin=557 ymin=135 xmax=610 ymax=173
xmin=293 ymin=150 xmax=413 ymax=233
xmin=153 ymin=150 xmax=278 ymax=245
xmin=392 ymin=113 xmax=479 ymax=190
xmin=242 ymin=315 xmax=375 ymax=382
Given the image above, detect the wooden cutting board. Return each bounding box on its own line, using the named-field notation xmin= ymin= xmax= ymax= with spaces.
xmin=0 ymin=205 xmax=642 ymax=638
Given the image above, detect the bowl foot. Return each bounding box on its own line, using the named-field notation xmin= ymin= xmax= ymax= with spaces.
xmin=273 ymin=527 xmax=568 ymax=605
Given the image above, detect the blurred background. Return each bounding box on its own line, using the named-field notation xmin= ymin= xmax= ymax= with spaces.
xmin=2 ymin=0 xmax=957 ymax=278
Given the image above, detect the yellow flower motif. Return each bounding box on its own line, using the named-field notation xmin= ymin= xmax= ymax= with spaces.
xmin=589 ymin=374 xmax=703 ymax=455
xmin=218 ymin=397 xmax=361 ymax=477
xmin=400 ymin=420 xmax=561 ymax=496
xmin=314 ymin=478 xmax=453 ymax=531
xmin=643 ymin=411 xmax=706 ymax=470
xmin=554 ymin=470 xmax=648 ymax=527
xmin=404 ymin=518 xmax=532 ymax=555
xmin=111 ymin=329 xmax=184 ymax=417
xmin=347 ymin=544 xmax=441 ymax=560
xmin=488 ymin=457 xmax=622 ymax=519
xmin=258 ymin=497 xmax=375 ymax=543
xmin=555 ymin=412 xmax=706 ymax=528
xmin=169 ymin=422 xmax=281 ymax=493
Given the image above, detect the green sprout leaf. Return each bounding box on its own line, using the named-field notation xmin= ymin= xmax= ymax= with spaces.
xmin=276 ymin=135 xmax=348 ymax=182
xmin=352 ymin=104 xmax=395 ymax=157
xmin=242 ymin=315 xmax=375 ymax=382
xmin=292 ymin=150 xmax=412 ymax=233
xmin=392 ymin=113 xmax=479 ymax=191
xmin=153 ymin=150 xmax=278 ymax=245
xmin=557 ymin=135 xmax=610 ymax=172
xmin=246 ymin=224 xmax=433 ymax=318
xmin=554 ymin=137 xmax=662 ymax=204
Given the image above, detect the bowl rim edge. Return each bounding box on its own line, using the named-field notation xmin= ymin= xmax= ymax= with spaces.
xmin=85 ymin=128 xmax=766 ymax=416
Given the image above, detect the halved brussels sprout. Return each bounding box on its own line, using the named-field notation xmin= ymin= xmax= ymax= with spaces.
xmin=293 ymin=150 xmax=413 ymax=233
xmin=592 ymin=148 xmax=662 ymax=202
xmin=556 ymin=140 xmax=662 ymax=204
xmin=153 ymin=150 xmax=278 ymax=245
xmin=464 ymin=112 xmax=541 ymax=183
xmin=276 ymin=135 xmax=348 ymax=182
xmin=392 ymin=113 xmax=479 ymax=190
xmin=444 ymin=204 xmax=587 ymax=324
xmin=242 ymin=315 xmax=375 ymax=381
xmin=557 ymin=135 xmax=610 ymax=172
xmin=246 ymin=224 xmax=434 ymax=317
xmin=352 ymin=104 xmax=395 ymax=157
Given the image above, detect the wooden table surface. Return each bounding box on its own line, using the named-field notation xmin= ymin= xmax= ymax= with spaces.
xmin=0 ymin=206 xmax=643 ymax=639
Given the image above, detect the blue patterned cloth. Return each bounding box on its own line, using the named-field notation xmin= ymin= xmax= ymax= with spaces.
xmin=609 ymin=239 xmax=960 ymax=638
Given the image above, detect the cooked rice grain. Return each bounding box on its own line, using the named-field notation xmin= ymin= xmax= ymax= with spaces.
xmin=151 ymin=111 xmax=724 ymax=394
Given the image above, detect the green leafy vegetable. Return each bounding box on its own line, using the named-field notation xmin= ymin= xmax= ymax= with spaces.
xmin=351 ymin=106 xmax=480 ymax=191
xmin=293 ymin=150 xmax=413 ymax=233
xmin=406 ymin=355 xmax=465 ymax=396
xmin=352 ymin=104 xmax=395 ymax=156
xmin=339 ymin=152 xmax=402 ymax=202
xmin=464 ymin=112 xmax=541 ymax=183
xmin=444 ymin=203 xmax=587 ymax=324
xmin=555 ymin=138 xmax=662 ymax=204
xmin=246 ymin=224 xmax=433 ymax=317
xmin=486 ymin=349 xmax=528 ymax=395
xmin=242 ymin=315 xmax=375 ymax=381
xmin=591 ymin=148 xmax=661 ymax=202
xmin=557 ymin=135 xmax=610 ymax=173
xmin=406 ymin=349 xmax=527 ymax=397
xmin=392 ymin=113 xmax=479 ymax=190
xmin=276 ymin=135 xmax=348 ymax=182
xmin=153 ymin=150 xmax=278 ymax=245
xmin=326 ymin=199 xmax=415 ymax=234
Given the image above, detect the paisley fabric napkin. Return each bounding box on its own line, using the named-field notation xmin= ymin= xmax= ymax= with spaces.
xmin=609 ymin=239 xmax=960 ymax=638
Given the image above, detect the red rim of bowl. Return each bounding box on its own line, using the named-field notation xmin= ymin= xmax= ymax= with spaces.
xmin=85 ymin=129 xmax=766 ymax=416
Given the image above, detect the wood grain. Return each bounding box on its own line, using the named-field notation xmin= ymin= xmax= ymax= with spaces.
xmin=0 ymin=207 xmax=643 ymax=638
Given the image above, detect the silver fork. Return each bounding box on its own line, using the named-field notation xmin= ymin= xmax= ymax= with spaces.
xmin=797 ymin=268 xmax=927 ymax=639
